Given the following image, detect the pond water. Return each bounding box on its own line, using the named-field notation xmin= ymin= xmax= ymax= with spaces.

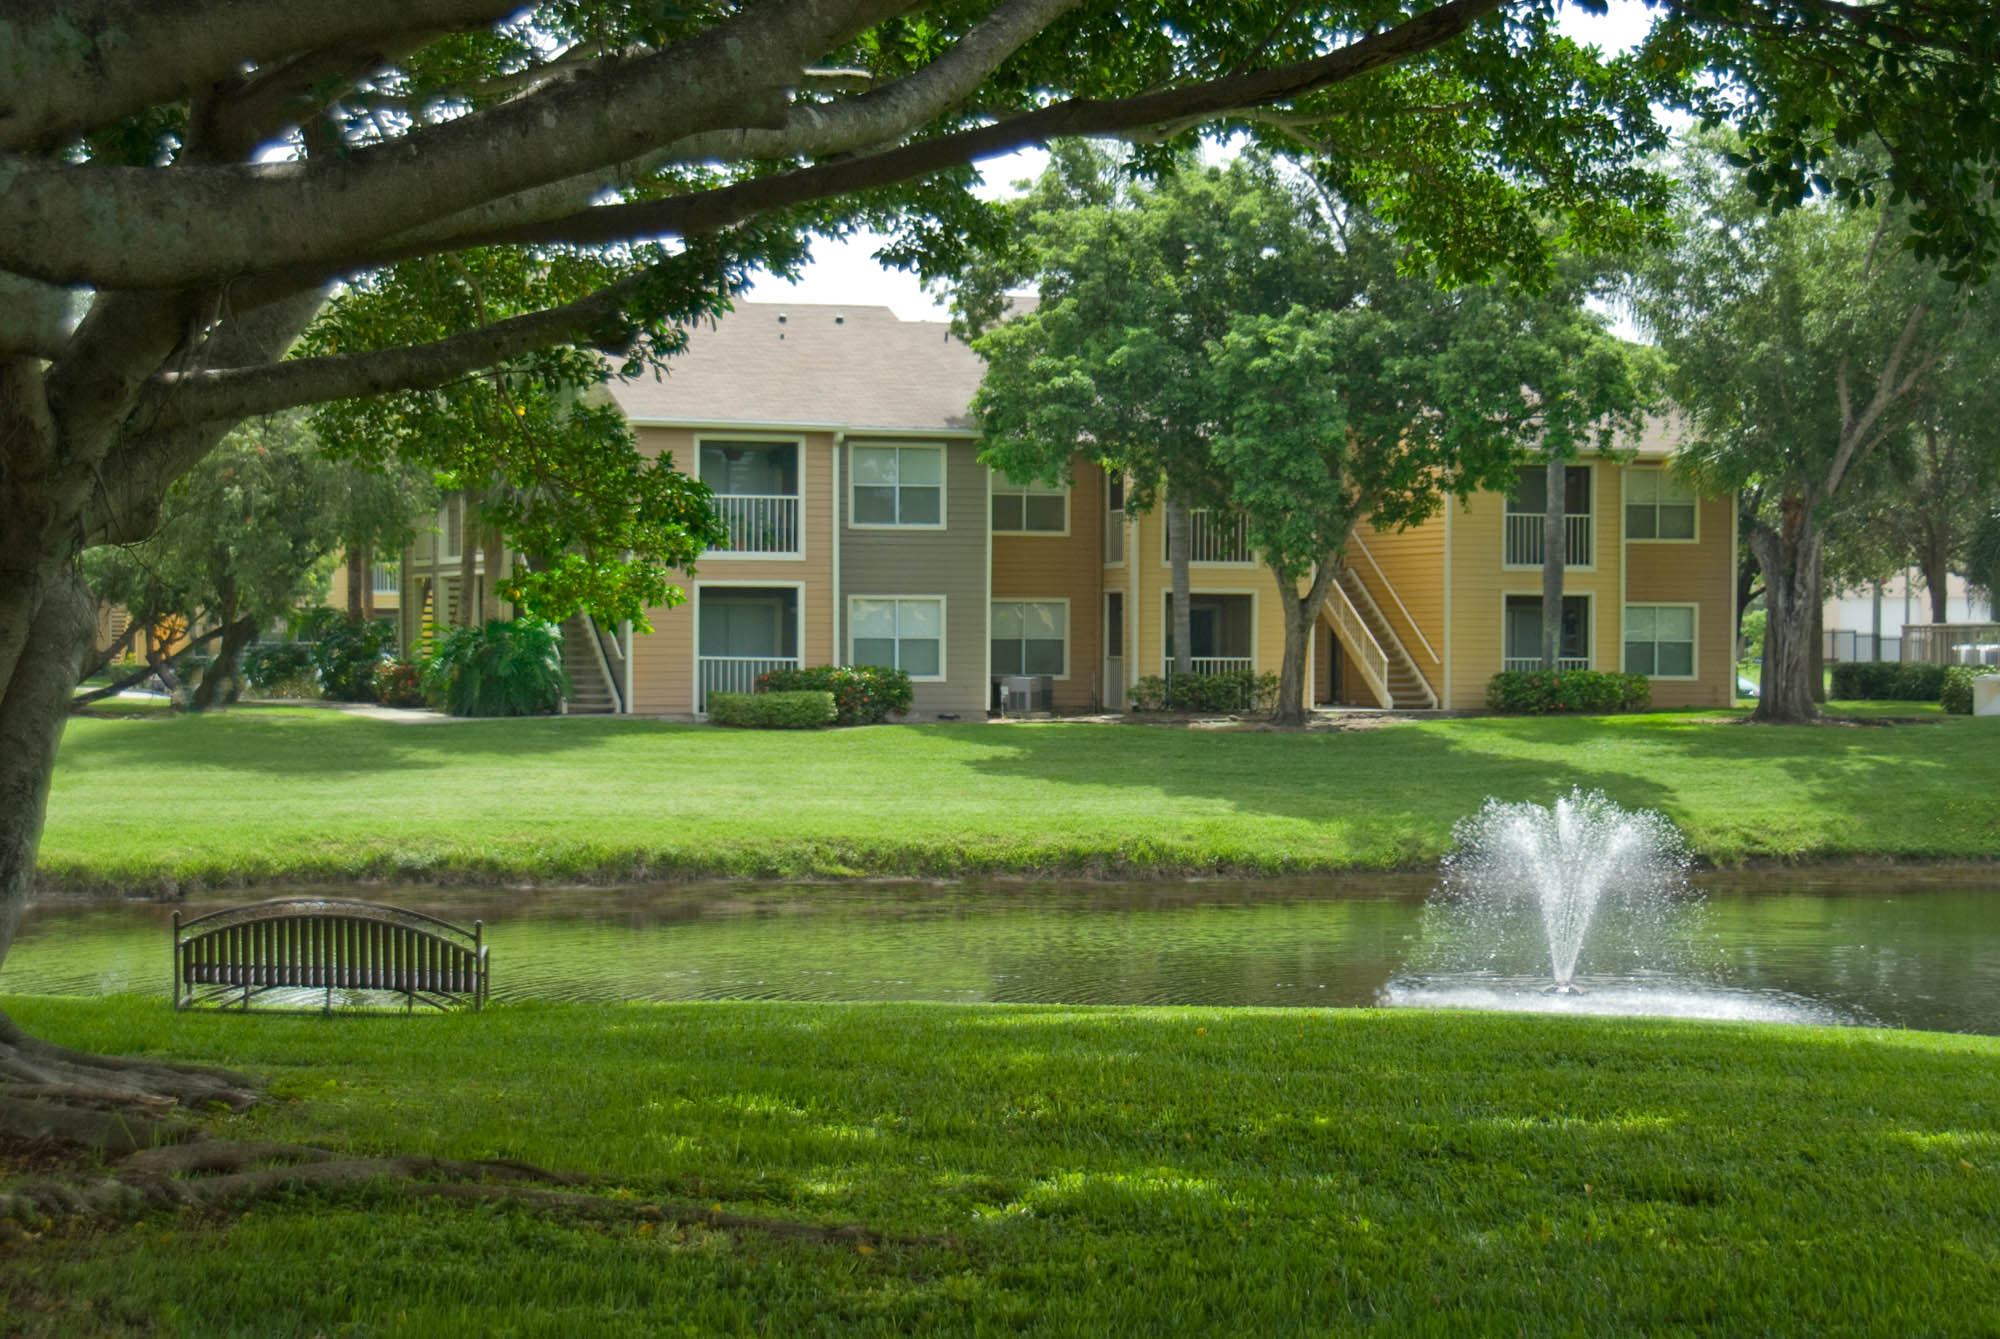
xmin=4 ymin=873 xmax=1997 ymax=1034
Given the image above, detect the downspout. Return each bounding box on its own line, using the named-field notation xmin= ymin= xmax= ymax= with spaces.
xmin=831 ymin=431 xmax=844 ymax=664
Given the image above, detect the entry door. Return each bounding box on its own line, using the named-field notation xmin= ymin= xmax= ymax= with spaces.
xmin=1103 ymin=592 xmax=1125 ymax=711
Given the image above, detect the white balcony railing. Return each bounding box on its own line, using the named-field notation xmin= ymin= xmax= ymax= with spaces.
xmin=1503 ymin=656 xmax=1591 ymax=672
xmin=708 ymin=494 xmax=800 ymax=555
xmin=1503 ymin=513 xmax=1592 ymax=567
xmin=1104 ymin=509 xmax=1126 ymax=565
xmin=697 ymin=656 xmax=799 ymax=712
xmin=370 ymin=563 xmax=399 ymax=595
xmin=1162 ymin=655 xmax=1255 ymax=677
xmin=1163 ymin=509 xmax=1255 ymax=564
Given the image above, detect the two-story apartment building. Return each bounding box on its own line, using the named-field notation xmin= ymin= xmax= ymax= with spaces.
xmin=408 ymin=301 xmax=1737 ymax=717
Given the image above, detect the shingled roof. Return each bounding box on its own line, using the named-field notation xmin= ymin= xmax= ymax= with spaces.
xmin=606 ymin=302 xmax=984 ymax=433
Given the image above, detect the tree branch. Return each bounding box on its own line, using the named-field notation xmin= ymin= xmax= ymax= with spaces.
xmin=0 ymin=0 xmax=525 ymax=152
xmin=0 ymin=0 xmax=909 ymax=289
xmin=0 ymin=272 xmax=76 ymax=360
xmin=347 ymin=0 xmax=1518 ymax=266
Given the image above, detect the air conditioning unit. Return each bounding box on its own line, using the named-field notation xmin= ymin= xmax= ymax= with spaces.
xmin=993 ymin=674 xmax=1054 ymax=715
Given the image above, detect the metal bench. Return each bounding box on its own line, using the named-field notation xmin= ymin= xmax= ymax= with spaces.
xmin=173 ymin=898 xmax=489 ymax=1013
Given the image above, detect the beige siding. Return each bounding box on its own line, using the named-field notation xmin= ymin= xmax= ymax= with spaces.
xmin=991 ymin=456 xmax=1104 ymax=710
xmin=629 ymin=427 xmax=836 ymax=715
xmin=1624 ymin=488 xmax=1737 ymax=708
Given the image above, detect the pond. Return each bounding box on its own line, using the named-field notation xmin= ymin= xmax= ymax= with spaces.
xmin=4 ymin=872 xmax=1997 ymax=1034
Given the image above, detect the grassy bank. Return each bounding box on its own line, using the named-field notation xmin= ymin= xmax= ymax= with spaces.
xmin=38 ymin=705 xmax=2000 ymax=890
xmin=4 ymin=997 xmax=1996 ymax=1336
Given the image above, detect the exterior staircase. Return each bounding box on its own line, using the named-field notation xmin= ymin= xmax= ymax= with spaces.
xmin=1330 ymin=566 xmax=1437 ymax=711
xmin=559 ymin=615 xmax=621 ymax=714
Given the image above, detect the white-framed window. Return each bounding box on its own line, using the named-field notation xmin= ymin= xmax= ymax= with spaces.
xmin=439 ymin=498 xmax=462 ymax=562
xmin=1625 ymin=468 xmax=1698 ymax=541
xmin=991 ymin=475 xmax=1068 ymax=533
xmin=851 ymin=596 xmax=944 ymax=679
xmin=851 ymin=444 xmax=944 ymax=527
xmin=991 ymin=600 xmax=1067 ymax=677
xmin=1624 ymin=604 xmax=1697 ymax=678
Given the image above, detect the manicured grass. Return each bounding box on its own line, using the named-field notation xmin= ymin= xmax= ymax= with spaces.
xmin=4 ymin=996 xmax=1996 ymax=1337
xmin=38 ymin=705 xmax=2000 ymax=889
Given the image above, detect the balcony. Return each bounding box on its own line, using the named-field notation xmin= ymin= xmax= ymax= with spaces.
xmin=1162 ymin=509 xmax=1255 ymax=565
xmin=1503 ymin=513 xmax=1593 ymax=568
xmin=708 ymin=493 xmax=801 ymax=556
xmin=1503 ymin=656 xmax=1591 ymax=672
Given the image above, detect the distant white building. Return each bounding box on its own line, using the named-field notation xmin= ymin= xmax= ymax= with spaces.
xmin=1823 ymin=568 xmax=1992 ymax=662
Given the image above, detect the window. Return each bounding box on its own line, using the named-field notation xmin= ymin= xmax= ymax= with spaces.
xmin=991 ymin=601 xmax=1066 ymax=676
xmin=1506 ymin=464 xmax=1591 ymax=517
xmin=992 ymin=475 xmax=1067 ymax=533
xmin=1625 ymin=604 xmax=1696 ymax=677
xmin=852 ymin=445 xmax=943 ymax=526
xmin=852 ymin=597 xmax=943 ymax=678
xmin=439 ymin=498 xmax=462 ymax=561
xmin=1503 ymin=594 xmax=1590 ymax=669
xmin=700 ymin=441 xmax=798 ymax=496
xmin=1625 ymin=469 xmax=1697 ymax=540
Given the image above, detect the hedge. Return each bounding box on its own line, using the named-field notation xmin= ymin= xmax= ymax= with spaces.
xmin=1128 ymin=670 xmax=1282 ymax=714
xmin=1486 ymin=669 xmax=1651 ymax=714
xmin=757 ymin=665 xmax=912 ymax=724
xmin=706 ymin=690 xmax=838 ymax=729
xmin=1829 ymin=661 xmax=1949 ymax=701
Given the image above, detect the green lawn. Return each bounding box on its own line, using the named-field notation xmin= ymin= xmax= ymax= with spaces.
xmin=4 ymin=996 xmax=1995 ymax=1337
xmin=38 ymin=705 xmax=2000 ymax=889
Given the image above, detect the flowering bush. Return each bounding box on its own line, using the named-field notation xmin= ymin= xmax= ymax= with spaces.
xmin=1486 ymin=669 xmax=1650 ymax=714
xmin=757 ymin=665 xmax=913 ymax=724
xmin=375 ymin=658 xmax=428 ymax=709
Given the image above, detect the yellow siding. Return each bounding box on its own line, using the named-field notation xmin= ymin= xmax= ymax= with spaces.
xmin=1354 ymin=515 xmax=1445 ymax=695
xmin=991 ymin=455 xmax=1104 ymax=710
xmin=1625 ymin=489 xmax=1737 ymax=708
xmin=629 ymin=427 xmax=836 ymax=715
xmin=1444 ymin=468 xmax=1625 ymax=709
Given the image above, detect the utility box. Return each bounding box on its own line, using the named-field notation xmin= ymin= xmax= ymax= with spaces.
xmin=993 ymin=675 xmax=1054 ymax=715
xmin=1974 ymin=674 xmax=2000 ymax=717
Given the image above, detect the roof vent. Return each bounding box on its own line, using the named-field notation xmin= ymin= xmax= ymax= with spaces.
xmin=777 ymin=313 xmax=787 ymax=324
xmin=834 ymin=314 xmax=845 ymax=324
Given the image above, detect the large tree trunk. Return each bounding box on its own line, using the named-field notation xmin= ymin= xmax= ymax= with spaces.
xmin=345 ymin=547 xmax=367 ymax=619
xmin=1540 ymin=455 xmax=1567 ymax=670
xmin=192 ymin=613 xmax=260 ymax=711
xmin=1272 ymin=558 xmax=1342 ymax=728
xmin=1750 ymin=499 xmax=1825 ymax=723
xmin=481 ymin=526 xmax=506 ymax=622
xmin=1166 ymin=498 xmax=1193 ymax=685
xmin=1921 ymin=525 xmax=1952 ymax=625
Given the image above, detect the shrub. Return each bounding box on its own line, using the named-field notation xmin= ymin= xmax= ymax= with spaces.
xmin=1127 ymin=671 xmax=1280 ymax=713
xmin=242 ymin=642 xmax=316 ymax=696
xmin=757 ymin=665 xmax=912 ymax=725
xmin=298 ymin=607 xmax=396 ymax=701
xmin=1940 ymin=665 xmax=1980 ymax=715
xmin=707 ymin=690 xmax=837 ymax=728
xmin=1830 ymin=661 xmax=1950 ymax=701
xmin=422 ymin=620 xmax=568 ymax=717
xmin=1487 ymin=669 xmax=1651 ymax=714
xmin=375 ymin=659 xmax=428 ymax=709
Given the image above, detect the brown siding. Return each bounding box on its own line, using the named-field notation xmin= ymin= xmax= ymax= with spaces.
xmin=628 ymin=427 xmax=836 ymax=716
xmin=992 ymin=455 xmax=1104 ymax=710
xmin=1624 ymin=487 xmax=1737 ymax=708
xmin=839 ymin=437 xmax=990 ymax=718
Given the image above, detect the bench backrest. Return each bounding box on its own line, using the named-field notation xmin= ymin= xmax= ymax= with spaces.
xmin=174 ymin=899 xmax=486 ymax=1001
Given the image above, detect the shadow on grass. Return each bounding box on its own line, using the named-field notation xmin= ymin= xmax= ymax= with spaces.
xmin=59 ymin=708 xmax=704 ymax=777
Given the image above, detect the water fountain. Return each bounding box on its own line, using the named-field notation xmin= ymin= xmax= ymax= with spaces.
xmin=1383 ymin=788 xmax=1848 ymax=1024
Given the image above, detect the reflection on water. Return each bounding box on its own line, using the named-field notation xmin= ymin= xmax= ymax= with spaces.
xmin=3 ymin=873 xmax=1997 ymax=1034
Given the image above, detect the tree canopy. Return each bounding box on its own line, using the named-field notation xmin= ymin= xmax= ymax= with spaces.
xmin=1629 ymin=135 xmax=2000 ymax=720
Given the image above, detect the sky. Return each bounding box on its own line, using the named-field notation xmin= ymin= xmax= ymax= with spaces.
xmin=740 ymin=1 xmax=1662 ymax=323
